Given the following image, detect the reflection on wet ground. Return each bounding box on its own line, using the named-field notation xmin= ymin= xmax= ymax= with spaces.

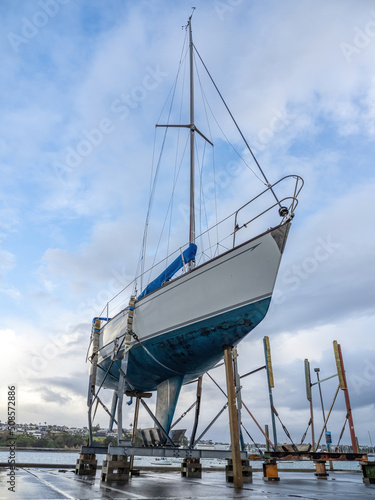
xmin=0 ymin=467 xmax=374 ymax=500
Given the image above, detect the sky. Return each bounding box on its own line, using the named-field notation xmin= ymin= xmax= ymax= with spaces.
xmin=1 ymin=0 xmax=375 ymax=448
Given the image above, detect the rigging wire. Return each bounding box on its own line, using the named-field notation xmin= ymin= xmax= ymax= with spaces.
xmin=198 ymin=85 xmax=264 ymax=185
xmin=194 ymin=55 xmax=220 ymax=256
xmin=138 ymin=30 xmax=189 ymax=289
xmin=137 ymin=124 xmax=159 ymax=291
xmin=167 ymin=38 xmax=189 ymax=264
xmin=147 ymin=134 xmax=190 ymax=278
xmin=193 ymin=44 xmax=282 ymax=208
xmin=196 ymin=138 xmax=212 ymax=259
xmin=194 ymin=56 xmax=264 ymax=185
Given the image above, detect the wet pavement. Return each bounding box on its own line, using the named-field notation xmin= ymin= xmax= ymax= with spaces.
xmin=1 ymin=467 xmax=375 ymax=500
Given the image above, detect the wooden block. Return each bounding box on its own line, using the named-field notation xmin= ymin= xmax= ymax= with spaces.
xmin=314 ymin=461 xmax=328 ymax=478
xmin=262 ymin=462 xmax=279 ymax=482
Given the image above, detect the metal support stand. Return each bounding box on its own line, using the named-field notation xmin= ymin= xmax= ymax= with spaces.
xmin=87 ymin=318 xmax=101 ymax=447
xmin=117 ymin=296 xmax=136 ymax=445
xmin=304 ymin=359 xmax=315 ymax=451
xmin=189 ymin=376 xmax=202 ymax=447
xmin=264 ymin=337 xmax=278 ymax=450
xmin=109 ymin=392 xmax=118 ymax=432
xmin=314 ymin=367 xmax=333 ymax=470
xmin=224 ymin=346 xmax=243 ymax=489
xmin=117 ymin=360 xmax=128 ymax=445
xmin=334 ymin=341 xmax=358 ymax=453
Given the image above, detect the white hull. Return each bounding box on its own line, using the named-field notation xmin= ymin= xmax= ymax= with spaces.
xmin=97 ymin=222 xmax=289 ymax=385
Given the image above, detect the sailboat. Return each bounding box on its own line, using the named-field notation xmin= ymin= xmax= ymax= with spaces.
xmin=87 ymin=15 xmax=303 ymax=441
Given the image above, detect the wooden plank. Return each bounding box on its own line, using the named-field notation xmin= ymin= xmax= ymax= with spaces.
xmin=224 ymin=346 xmax=243 ymax=489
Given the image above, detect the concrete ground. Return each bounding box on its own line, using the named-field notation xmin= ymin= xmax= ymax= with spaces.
xmin=1 ymin=467 xmax=375 ymax=500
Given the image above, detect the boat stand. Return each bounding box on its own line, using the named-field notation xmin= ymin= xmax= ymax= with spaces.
xmin=361 ymin=461 xmax=375 ymax=484
xmin=81 ymin=335 xmax=371 ymax=487
xmin=101 ymin=453 xmax=130 ymax=482
xmin=75 ymin=453 xmax=97 ymax=476
xmin=262 ymin=458 xmax=279 ymax=482
xmin=80 ymin=343 xmax=248 ymax=485
xmin=223 ymin=345 xmax=244 ymax=488
xmin=262 ymin=450 xmax=368 ymax=480
xmin=181 ymin=458 xmax=202 ymax=478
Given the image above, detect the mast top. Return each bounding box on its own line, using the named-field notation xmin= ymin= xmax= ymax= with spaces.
xmin=183 ymin=7 xmax=195 ymax=30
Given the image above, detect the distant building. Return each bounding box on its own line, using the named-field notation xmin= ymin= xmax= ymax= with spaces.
xmin=28 ymin=430 xmax=42 ymax=439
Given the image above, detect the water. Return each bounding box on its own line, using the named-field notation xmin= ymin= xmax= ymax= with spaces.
xmin=0 ymin=450 xmax=218 ymax=468
xmin=0 ymin=450 xmax=363 ymax=471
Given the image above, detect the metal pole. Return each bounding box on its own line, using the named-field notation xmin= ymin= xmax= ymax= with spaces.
xmin=193 ymin=403 xmax=228 ymax=447
xmin=314 ymin=367 xmax=332 ymax=468
xmin=224 ymin=346 xmax=243 ymax=489
xmin=304 ymin=359 xmax=315 ymax=451
xmin=109 ymin=392 xmax=118 ymax=432
xmin=116 ymin=297 xmax=135 ymax=445
xmin=188 ymin=16 xmax=195 ymax=252
xmin=335 ymin=342 xmax=358 ymax=453
xmin=263 ymin=337 xmax=278 ymax=450
xmin=190 ymin=376 xmax=202 ymax=447
xmin=315 ymin=384 xmax=340 ymax=451
xmin=242 ymin=400 xmax=275 ymax=450
xmin=88 ymin=319 xmax=101 ymax=446
xmin=314 ymin=369 xmax=327 ymax=434
xmin=265 ymin=425 xmax=270 ymax=452
xmin=117 ymin=370 xmax=126 ymax=445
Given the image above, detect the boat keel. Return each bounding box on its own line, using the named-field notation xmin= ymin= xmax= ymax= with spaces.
xmin=155 ymin=376 xmax=183 ymax=435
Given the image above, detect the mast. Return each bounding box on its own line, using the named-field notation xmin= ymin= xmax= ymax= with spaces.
xmin=188 ymin=15 xmax=195 ymax=250
xmin=156 ymin=12 xmax=212 ymax=264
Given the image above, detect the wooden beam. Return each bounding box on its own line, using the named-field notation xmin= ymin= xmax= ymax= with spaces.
xmin=125 ymin=391 xmax=152 ymax=398
xmin=224 ymin=346 xmax=243 ymax=489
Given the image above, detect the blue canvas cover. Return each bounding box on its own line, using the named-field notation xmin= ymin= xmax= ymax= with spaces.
xmin=137 ymin=243 xmax=197 ymax=300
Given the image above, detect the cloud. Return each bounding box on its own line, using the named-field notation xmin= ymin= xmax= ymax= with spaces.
xmin=39 ymin=386 xmax=71 ymax=405
xmin=0 ymin=286 xmax=21 ymax=299
xmin=38 ymin=374 xmax=88 ymax=400
xmin=0 ymin=249 xmax=16 ymax=279
xmin=261 ymin=179 xmax=375 ymax=335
